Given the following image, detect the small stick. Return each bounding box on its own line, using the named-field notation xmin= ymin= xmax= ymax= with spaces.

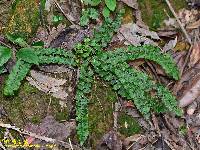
xmin=0 ymin=142 xmax=6 ymax=150
xmin=53 ymin=0 xmax=75 ymax=25
xmin=165 ymin=0 xmax=192 ymax=44
xmin=113 ymin=102 xmax=119 ymax=131
xmin=0 ymin=123 xmax=72 ymax=149
xmin=68 ymin=138 xmax=73 ymax=150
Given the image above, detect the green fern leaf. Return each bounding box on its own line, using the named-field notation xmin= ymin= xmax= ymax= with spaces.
xmin=17 ymin=48 xmax=39 ymax=65
xmin=0 ymin=46 xmax=12 ymax=67
xmin=105 ymin=0 xmax=116 ymax=11
xmin=83 ymin=0 xmax=101 ymax=6
xmin=36 ymin=48 xmax=77 ymax=67
xmin=6 ymin=34 xmax=29 ymax=47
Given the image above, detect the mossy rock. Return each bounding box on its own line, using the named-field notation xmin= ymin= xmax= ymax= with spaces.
xmin=118 ymin=112 xmax=141 ymax=137
xmin=88 ymin=78 xmax=117 ymax=147
xmin=0 ymin=81 xmax=69 ymax=128
xmin=138 ymin=0 xmax=187 ymax=30
xmin=4 ymin=0 xmax=41 ymax=39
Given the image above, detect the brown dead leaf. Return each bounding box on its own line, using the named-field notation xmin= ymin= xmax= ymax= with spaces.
xmin=163 ymin=37 xmax=178 ymax=52
xmin=26 ymin=70 xmax=69 ymax=100
xmin=33 ymin=24 xmax=66 ymax=48
xmin=123 ymin=134 xmax=147 ymax=149
xmin=179 ymin=77 xmax=200 ymax=107
xmin=187 ymin=101 xmax=197 ymax=115
xmin=173 ymin=60 xmax=200 ymax=97
xmin=97 ymin=131 xmax=122 ymax=150
xmin=124 ymin=134 xmax=144 ymax=143
xmin=189 ymin=42 xmax=200 ymax=68
xmin=157 ymin=29 xmax=177 ymax=38
xmin=186 ymin=113 xmax=200 ymax=127
xmin=25 ymin=115 xmax=75 ymax=145
xmin=120 ymin=0 xmax=138 ymax=9
xmin=58 ymin=0 xmax=81 ymax=24
xmin=174 ymin=41 xmax=190 ymax=51
xmin=187 ymin=19 xmax=200 ymax=29
xmin=118 ymin=23 xmax=159 ymax=46
xmin=178 ymin=9 xmax=199 ymax=26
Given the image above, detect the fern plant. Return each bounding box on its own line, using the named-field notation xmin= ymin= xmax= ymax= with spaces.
xmin=0 ymin=10 xmax=182 ymax=145
xmin=80 ymin=0 xmax=117 ymax=25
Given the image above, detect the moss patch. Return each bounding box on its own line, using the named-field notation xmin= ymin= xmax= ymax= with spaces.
xmin=88 ymin=78 xmax=117 ymax=147
xmin=122 ymin=5 xmax=134 ymax=24
xmin=5 ymin=0 xmax=40 ymax=39
xmin=138 ymin=0 xmax=187 ymax=30
xmin=118 ymin=112 xmax=141 ymax=137
xmin=0 ymin=80 xmax=69 ymax=127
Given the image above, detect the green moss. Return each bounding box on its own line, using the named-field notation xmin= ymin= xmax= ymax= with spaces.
xmin=88 ymin=78 xmax=117 ymax=147
xmin=179 ymin=124 xmax=187 ymax=136
xmin=118 ymin=112 xmax=141 ymax=137
xmin=0 ymin=80 xmax=69 ymax=127
xmin=55 ymin=111 xmax=69 ymax=122
xmin=23 ymin=82 xmax=38 ymax=94
xmin=122 ymin=5 xmax=134 ymax=24
xmin=5 ymin=0 xmax=40 ymax=39
xmin=138 ymin=0 xmax=187 ymax=30
xmin=31 ymin=115 xmax=42 ymax=124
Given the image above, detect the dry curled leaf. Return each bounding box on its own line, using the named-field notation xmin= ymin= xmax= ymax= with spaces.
xmin=189 ymin=42 xmax=200 ymax=68
xmin=118 ymin=23 xmax=159 ymax=46
xmin=187 ymin=19 xmax=200 ymax=29
xmin=97 ymin=131 xmax=122 ymax=150
xmin=179 ymin=77 xmax=200 ymax=107
xmin=26 ymin=70 xmax=69 ymax=100
xmin=25 ymin=115 xmax=75 ymax=144
xmin=157 ymin=29 xmax=177 ymax=38
xmin=120 ymin=0 xmax=138 ymax=9
xmin=33 ymin=24 xmax=66 ymax=48
xmin=163 ymin=37 xmax=177 ymax=52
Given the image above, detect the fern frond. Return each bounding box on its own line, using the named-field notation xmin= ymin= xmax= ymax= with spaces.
xmin=75 ymin=91 xmax=89 ymax=145
xmin=17 ymin=48 xmax=39 ymax=65
xmin=108 ymin=45 xmax=179 ymax=80
xmin=155 ymin=84 xmax=183 ymax=116
xmin=4 ymin=60 xmax=31 ymax=95
xmin=93 ymin=11 xmax=123 ymax=48
xmin=6 ymin=34 xmax=29 ymax=47
xmin=76 ymin=63 xmax=93 ymax=145
xmin=36 ymin=48 xmax=77 ymax=67
xmin=126 ymin=45 xmax=180 ymax=80
xmin=92 ymin=45 xmax=182 ymax=117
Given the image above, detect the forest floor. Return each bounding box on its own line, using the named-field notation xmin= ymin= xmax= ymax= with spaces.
xmin=0 ymin=0 xmax=200 ymax=149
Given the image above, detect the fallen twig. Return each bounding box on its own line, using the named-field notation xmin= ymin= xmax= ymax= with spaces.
xmin=164 ymin=0 xmax=191 ymax=44
xmin=53 ymin=0 xmax=75 ymax=25
xmin=0 ymin=142 xmax=6 ymax=150
xmin=0 ymin=123 xmax=78 ymax=149
xmin=68 ymin=138 xmax=74 ymax=150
